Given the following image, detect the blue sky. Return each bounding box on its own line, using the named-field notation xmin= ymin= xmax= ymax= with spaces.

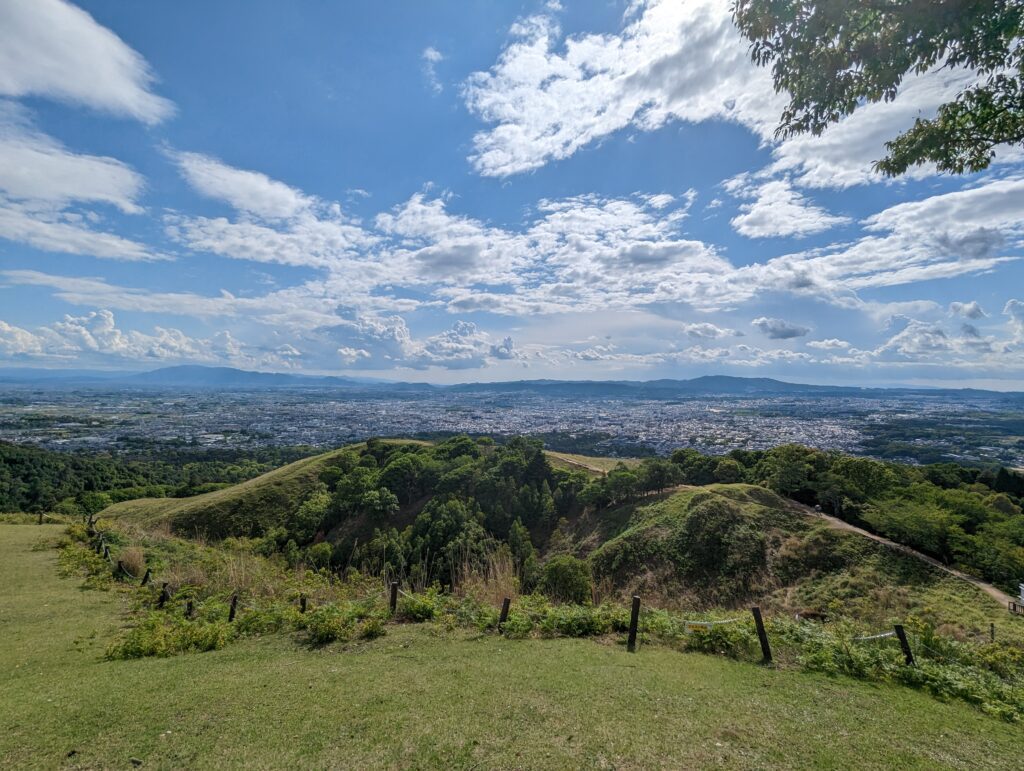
xmin=2 ymin=0 xmax=1024 ymax=387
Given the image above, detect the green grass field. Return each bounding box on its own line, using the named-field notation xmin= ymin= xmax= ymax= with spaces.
xmin=2 ymin=524 xmax=1022 ymax=770
xmin=545 ymin=450 xmax=641 ymax=474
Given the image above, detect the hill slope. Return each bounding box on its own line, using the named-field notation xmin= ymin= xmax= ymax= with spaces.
xmin=102 ymin=442 xmax=614 ymax=535
xmin=101 ymin=445 xmax=360 ymax=537
xmin=102 ymin=442 xmax=1020 ymax=636
xmin=3 ymin=524 xmax=1021 ymax=770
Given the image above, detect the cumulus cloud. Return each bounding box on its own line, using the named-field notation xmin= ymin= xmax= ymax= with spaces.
xmin=0 ymin=310 xmax=227 ymax=363
xmin=681 ymin=322 xmax=738 ymax=340
xmin=0 ymin=0 xmax=173 ymax=123
xmin=806 ymin=338 xmax=850 ymax=350
xmin=728 ymin=178 xmax=849 ymax=238
xmin=949 ymin=301 xmax=987 ymax=319
xmin=766 ymin=68 xmax=979 ymax=189
xmin=751 ymin=317 xmax=810 ymax=340
xmin=462 ymin=0 xmax=783 ymax=176
xmin=1005 ymin=299 xmax=1024 ymax=340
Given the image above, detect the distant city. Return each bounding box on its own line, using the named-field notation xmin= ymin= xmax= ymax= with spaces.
xmin=2 ymin=367 xmax=1023 ymax=467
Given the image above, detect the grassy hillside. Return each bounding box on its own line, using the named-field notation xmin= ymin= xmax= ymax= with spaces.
xmin=3 ymin=524 xmax=1022 ymax=770
xmin=101 ymin=445 xmax=359 ymax=536
xmin=584 ymin=485 xmax=1021 ymax=635
xmin=102 ymin=441 xmax=620 ymax=535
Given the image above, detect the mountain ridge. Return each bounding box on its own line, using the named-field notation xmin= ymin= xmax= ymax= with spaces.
xmin=1 ymin=364 xmax=1021 ymax=398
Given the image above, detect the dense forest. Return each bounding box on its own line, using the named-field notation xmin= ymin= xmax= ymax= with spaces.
xmin=0 ymin=441 xmax=315 ymax=516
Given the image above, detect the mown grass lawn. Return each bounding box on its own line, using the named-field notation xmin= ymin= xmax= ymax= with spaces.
xmin=1 ymin=524 xmax=1021 ymax=770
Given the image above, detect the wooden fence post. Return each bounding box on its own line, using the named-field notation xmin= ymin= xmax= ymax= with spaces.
xmin=390 ymin=581 xmax=399 ymax=615
xmin=498 ymin=597 xmax=511 ymax=628
xmin=627 ymin=595 xmax=641 ymax=653
xmin=990 ymin=622 xmax=995 ymax=643
xmin=38 ymin=511 xmax=43 ymax=525
xmin=229 ymin=594 xmax=238 ymax=623
xmin=894 ymin=624 xmax=915 ymax=666
xmin=140 ymin=568 xmax=151 ymax=587
xmin=751 ymin=606 xmax=772 ymax=665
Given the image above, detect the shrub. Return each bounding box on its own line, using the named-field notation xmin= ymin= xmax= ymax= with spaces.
xmin=358 ymin=617 xmax=386 ymax=640
xmin=397 ymin=592 xmax=437 ymax=622
xmin=501 ymin=612 xmax=534 ymax=639
xmin=106 ymin=614 xmax=234 ymax=659
xmin=540 ymin=555 xmax=592 ymax=604
xmin=304 ymin=604 xmax=355 ymax=644
xmin=233 ymin=603 xmax=301 ymax=638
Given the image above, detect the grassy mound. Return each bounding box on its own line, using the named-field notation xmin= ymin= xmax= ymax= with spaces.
xmin=101 ymin=445 xmax=360 ymax=538
xmin=586 ymin=485 xmax=1020 ymax=635
xmin=100 ymin=441 xmax=620 ymax=539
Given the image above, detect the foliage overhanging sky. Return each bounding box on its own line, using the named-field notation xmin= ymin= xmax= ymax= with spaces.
xmin=1 ymin=0 xmax=1024 ymax=387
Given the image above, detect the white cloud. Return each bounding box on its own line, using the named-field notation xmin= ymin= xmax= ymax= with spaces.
xmin=0 ymin=104 xmax=156 ymax=260
xmin=949 ymin=301 xmax=987 ymax=320
xmin=0 ymin=310 xmax=228 ymax=363
xmin=0 ymin=319 xmax=45 ymax=357
xmin=0 ymin=0 xmax=173 ymax=123
xmin=751 ymin=316 xmax=810 ymax=339
xmin=728 ymin=178 xmax=849 ymax=238
xmin=806 ymin=338 xmax=850 ymax=350
xmin=0 ymin=202 xmax=158 ymax=261
xmin=462 ymin=0 xmax=783 ymax=176
xmin=681 ymin=322 xmax=738 ymax=340
xmin=1005 ymin=299 xmax=1024 ymax=340
xmin=422 ymin=47 xmax=444 ymax=94
xmin=174 ymin=151 xmax=314 ymax=220
xmin=0 ymin=104 xmax=144 ymax=212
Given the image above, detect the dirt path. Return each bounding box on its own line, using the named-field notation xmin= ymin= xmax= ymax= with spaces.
xmin=798 ymin=504 xmax=1016 ymax=608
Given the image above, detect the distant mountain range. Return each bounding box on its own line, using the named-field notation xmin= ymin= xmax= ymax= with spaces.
xmin=1 ymin=364 xmax=1022 ymax=400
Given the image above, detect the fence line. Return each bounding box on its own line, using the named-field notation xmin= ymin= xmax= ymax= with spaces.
xmin=80 ymin=531 xmax=942 ymax=670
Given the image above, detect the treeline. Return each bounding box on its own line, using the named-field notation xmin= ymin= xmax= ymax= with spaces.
xmin=670 ymin=445 xmax=1024 ymax=593
xmin=0 ymin=441 xmax=315 ymax=515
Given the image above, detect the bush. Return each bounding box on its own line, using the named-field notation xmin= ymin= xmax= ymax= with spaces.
xmin=304 ymin=604 xmax=357 ymax=644
xmin=397 ymin=592 xmax=437 ymax=622
xmin=358 ymin=617 xmax=386 ymax=639
xmin=540 ymin=555 xmax=592 ymax=604
xmin=501 ymin=612 xmax=534 ymax=639
xmin=106 ymin=614 xmax=234 ymax=659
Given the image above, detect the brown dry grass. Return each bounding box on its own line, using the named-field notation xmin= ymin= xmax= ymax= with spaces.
xmin=118 ymin=546 xmax=146 ymax=578
xmin=456 ymin=549 xmax=520 ymax=606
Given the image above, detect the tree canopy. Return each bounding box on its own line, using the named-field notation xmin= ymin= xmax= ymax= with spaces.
xmin=733 ymin=0 xmax=1024 ymax=175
